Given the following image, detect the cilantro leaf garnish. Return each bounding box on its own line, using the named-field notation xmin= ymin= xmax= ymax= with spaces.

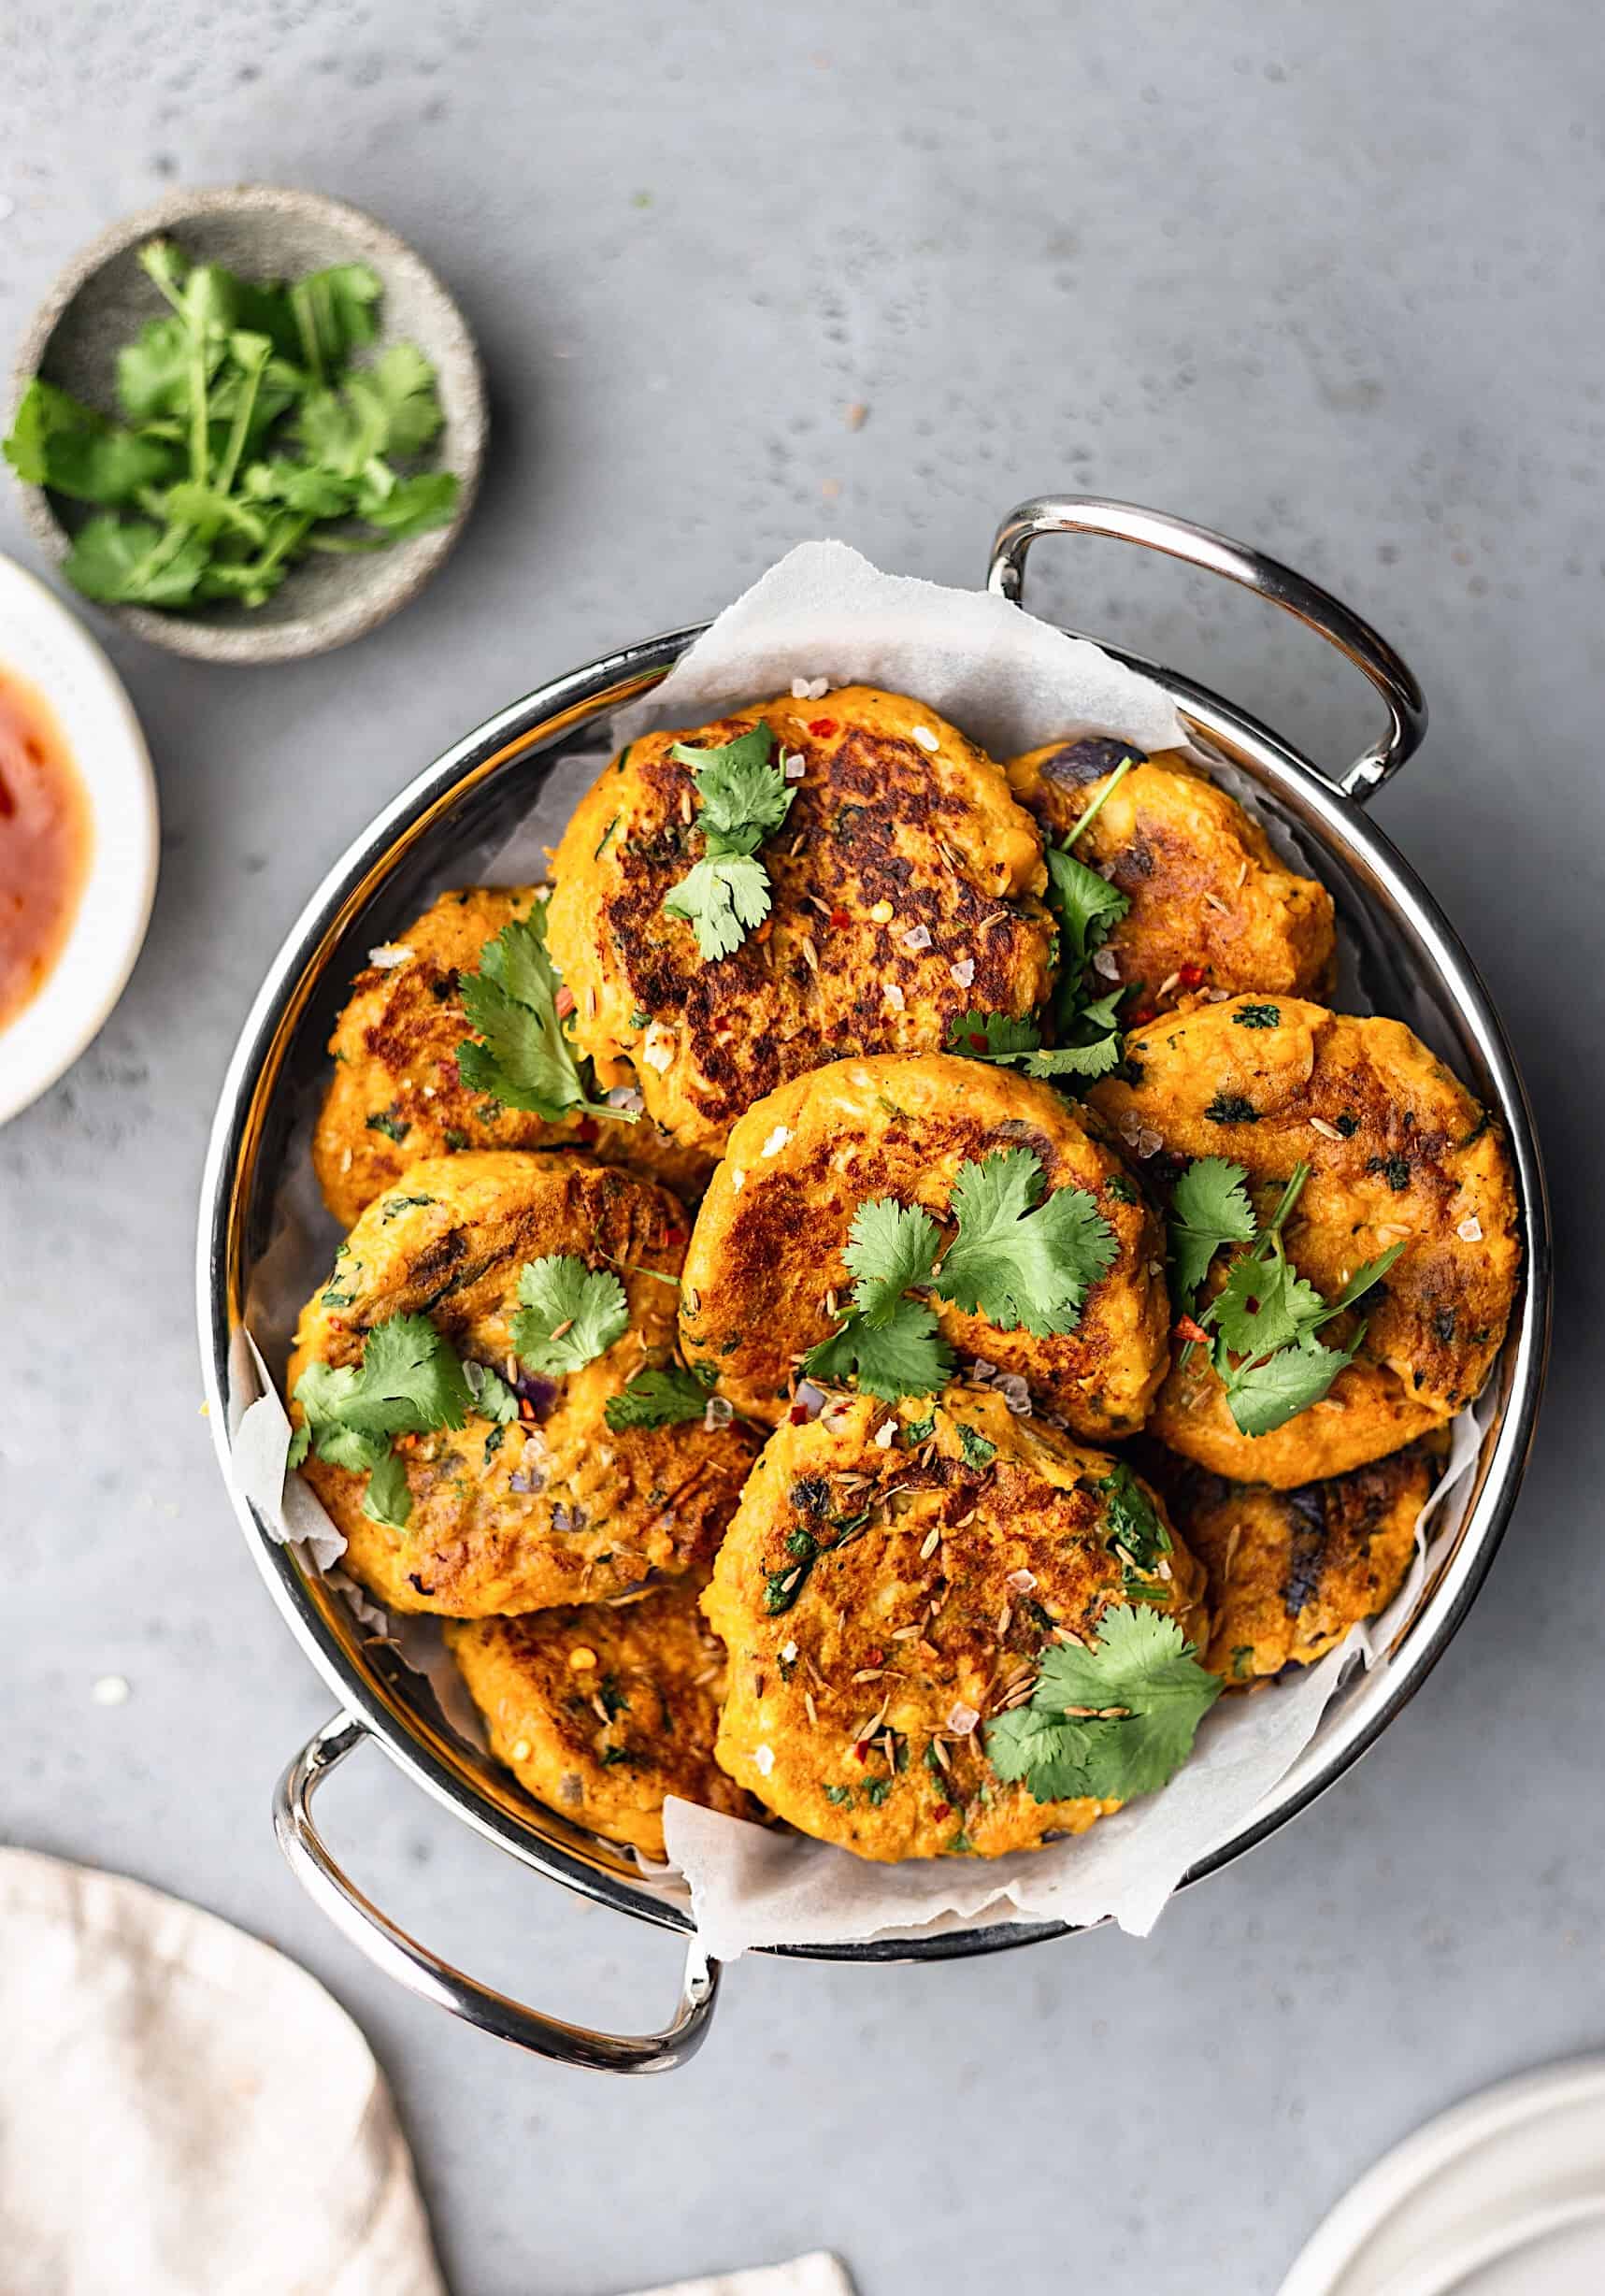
xmin=932 ymin=1147 xmax=1117 ymax=1337
xmin=462 ymin=1359 xmax=520 ymax=1425
xmin=455 ymin=908 xmax=625 ymax=1124
xmin=1098 ymin=1463 xmax=1170 ymax=1571
xmin=801 ymin=1296 xmax=954 ymax=1402
xmin=983 ymin=1606 xmax=1222 ymax=1802
xmin=604 ymin=1362 xmax=710 ymax=1430
xmin=662 ymin=851 xmax=773 ymax=962
xmin=1168 ymin=1156 xmax=1257 ymax=1307
xmin=797 ymin=1147 xmax=1116 ymax=1400
xmin=671 ymin=722 xmax=795 ymax=846
xmin=511 ymin=1256 xmax=630 ymax=1374
xmin=291 ymin=1311 xmax=481 ymax=1528
xmin=842 ymin=1198 xmax=943 ymax=1323
xmin=946 ymin=1006 xmax=1125 ymax=1082
xmin=952 ymin=761 xmax=1136 ymax=1089
xmin=1170 ymin=1156 xmax=1407 ymax=1435
xmin=2 ymin=238 xmax=459 ymax=617
xmin=662 ymin=723 xmax=796 ymax=961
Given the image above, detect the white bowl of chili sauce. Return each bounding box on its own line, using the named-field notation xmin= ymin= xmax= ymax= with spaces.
xmin=0 ymin=552 xmax=157 ymax=1125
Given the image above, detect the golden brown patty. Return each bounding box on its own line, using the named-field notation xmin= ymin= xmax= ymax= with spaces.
xmin=311 ymin=886 xmax=710 ymax=1229
xmin=1090 ymin=997 xmax=1519 ymax=1485
xmin=1006 ymin=739 xmax=1336 ymax=1015
xmin=1160 ymin=1442 xmax=1439 ymax=1681
xmin=546 ymin=687 xmax=1056 ymax=1156
xmin=447 ymin=1574 xmax=756 ymax=1858
xmin=287 ymin=1151 xmax=755 ymax=1615
xmin=703 ymin=1390 xmax=1209 ymax=1862
xmin=679 ymin=1054 xmax=1169 ymax=1441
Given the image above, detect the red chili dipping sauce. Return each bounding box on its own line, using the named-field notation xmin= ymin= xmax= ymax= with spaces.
xmin=0 ymin=666 xmax=92 ymax=1030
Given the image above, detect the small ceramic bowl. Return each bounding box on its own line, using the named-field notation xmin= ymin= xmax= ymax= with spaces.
xmin=8 ymin=185 xmax=486 ymax=665
xmin=0 ymin=552 xmax=158 ymax=1125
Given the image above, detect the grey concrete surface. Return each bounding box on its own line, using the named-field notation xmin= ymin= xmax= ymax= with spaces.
xmin=2 ymin=6 xmax=1600 ymax=2292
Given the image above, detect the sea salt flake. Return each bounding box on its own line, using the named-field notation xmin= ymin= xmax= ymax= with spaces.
xmin=1006 ymin=1568 xmax=1037 ymax=1593
xmin=946 ymin=1702 xmax=980 ymax=1737
xmin=1457 ymin=1215 xmax=1483 ymax=1242
xmin=1092 ymin=946 xmax=1122 ymax=981
xmin=368 ymin=942 xmax=414 ymax=969
xmin=1136 ymin=1126 xmax=1164 ymax=1159
xmin=874 ymin=1419 xmax=896 ymax=1449
xmin=783 ymin=752 xmax=807 ymax=782
xmin=704 ymin=1395 xmax=734 ymax=1431
xmin=950 ymin=957 xmax=976 ymax=990
xmin=901 ymin=924 xmax=933 ymax=953
xmin=883 ymin=981 xmax=906 ymax=1011
xmin=910 ymin=725 xmax=939 ymax=753
xmin=753 ymin=1744 xmax=776 ymax=1777
xmin=761 ymin=1125 xmax=793 ymax=1157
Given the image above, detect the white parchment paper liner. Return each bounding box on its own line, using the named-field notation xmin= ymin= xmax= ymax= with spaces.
xmin=225 ymin=538 xmax=1495 ymax=1956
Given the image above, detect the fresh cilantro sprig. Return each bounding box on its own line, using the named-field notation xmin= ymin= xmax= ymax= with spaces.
xmin=511 ymin=1256 xmax=630 ymax=1374
xmin=604 ymin=1361 xmax=711 ymax=1430
xmin=1168 ymin=1155 xmax=1258 ymax=1307
xmin=662 ymin=722 xmax=796 ymax=961
xmin=984 ymin=1605 xmax=1222 ymax=1802
xmin=455 ymin=906 xmax=627 ymax=1124
xmin=1168 ymin=1158 xmax=1406 ymax=1436
xmin=955 ymin=755 xmax=1137 ymax=1086
xmin=288 ymin=1311 xmax=510 ymax=1529
xmin=3 ymin=238 xmax=459 ymax=614
xmin=936 ymin=1148 xmax=1118 ymax=1334
xmin=799 ymin=1148 xmax=1117 ymax=1401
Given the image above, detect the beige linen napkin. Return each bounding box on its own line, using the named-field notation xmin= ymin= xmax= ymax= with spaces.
xmin=0 ymin=1848 xmax=854 ymax=2296
xmin=0 ymin=1848 xmax=446 ymax=2296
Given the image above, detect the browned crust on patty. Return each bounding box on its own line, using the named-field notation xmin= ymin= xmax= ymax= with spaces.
xmin=1154 ymin=1441 xmax=1440 ymax=1679
xmin=312 ymin=885 xmax=710 ymax=1228
xmin=447 ymin=1573 xmax=758 ymax=1858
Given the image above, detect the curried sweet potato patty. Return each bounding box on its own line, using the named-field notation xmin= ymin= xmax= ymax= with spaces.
xmin=1091 ymin=997 xmax=1519 ymax=1485
xmin=288 ymin=1151 xmax=754 ymax=1615
xmin=546 ymin=687 xmax=1056 ymax=1156
xmin=447 ymin=1572 xmax=757 ymax=1858
xmin=1006 ymin=738 xmax=1335 ymax=1017
xmin=703 ymin=1389 xmax=1209 ymax=1861
xmin=679 ymin=1053 xmax=1169 ymax=1441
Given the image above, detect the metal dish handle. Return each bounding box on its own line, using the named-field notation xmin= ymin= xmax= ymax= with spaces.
xmin=274 ymin=1714 xmax=721 ymax=2074
xmin=986 ymin=495 xmax=1426 ymax=803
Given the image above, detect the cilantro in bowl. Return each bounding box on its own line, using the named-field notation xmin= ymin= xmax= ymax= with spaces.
xmin=4 ymin=238 xmax=460 ymax=612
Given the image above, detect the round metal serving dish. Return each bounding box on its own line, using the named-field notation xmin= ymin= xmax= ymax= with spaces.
xmin=197 ymin=496 xmax=1550 ymax=2074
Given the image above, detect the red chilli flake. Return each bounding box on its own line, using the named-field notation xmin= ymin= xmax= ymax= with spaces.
xmin=665 ymin=1227 xmax=686 ymax=1246
xmin=1174 ymin=1313 xmax=1211 ymax=1345
xmin=931 ymin=1801 xmax=952 ymax=1821
xmin=554 ymin=985 xmax=576 ymax=1019
xmin=853 ymin=1741 xmax=871 ymax=1763
xmin=576 ymin=1117 xmax=599 ymax=1142
xmin=866 ymin=1645 xmax=885 ymax=1667
xmin=828 ymin=908 xmax=852 ymax=930
xmin=808 ymin=718 xmax=838 ymax=737
xmin=1128 ymin=1003 xmax=1158 ymax=1027
xmin=1176 ymin=962 xmax=1208 ymax=991
xmin=789 ymin=1404 xmax=811 ymax=1426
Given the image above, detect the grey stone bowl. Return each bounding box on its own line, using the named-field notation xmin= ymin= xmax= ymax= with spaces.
xmin=8 ymin=185 xmax=486 ymax=664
